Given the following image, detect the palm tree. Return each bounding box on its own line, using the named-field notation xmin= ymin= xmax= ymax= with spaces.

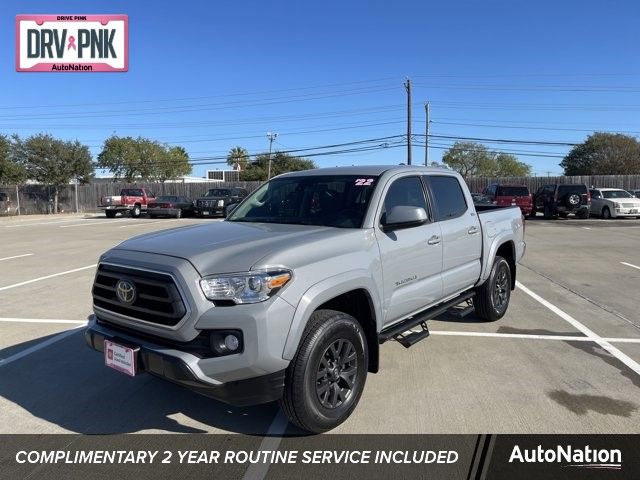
xmin=227 ymin=146 xmax=249 ymax=171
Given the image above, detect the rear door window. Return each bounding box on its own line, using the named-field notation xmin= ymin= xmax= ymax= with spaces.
xmin=557 ymin=185 xmax=587 ymax=197
xmin=425 ymin=175 xmax=468 ymax=221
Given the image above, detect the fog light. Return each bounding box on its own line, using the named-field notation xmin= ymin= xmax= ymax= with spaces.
xmin=224 ymin=334 xmax=240 ymax=351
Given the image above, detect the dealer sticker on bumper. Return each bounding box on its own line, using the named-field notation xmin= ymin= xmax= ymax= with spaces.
xmin=104 ymin=340 xmax=138 ymax=376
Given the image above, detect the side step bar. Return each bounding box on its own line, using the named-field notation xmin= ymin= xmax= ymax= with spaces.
xmin=378 ymin=291 xmax=476 ymax=347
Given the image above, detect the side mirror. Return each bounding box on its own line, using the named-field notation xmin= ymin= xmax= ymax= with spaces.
xmin=382 ymin=206 xmax=428 ymax=231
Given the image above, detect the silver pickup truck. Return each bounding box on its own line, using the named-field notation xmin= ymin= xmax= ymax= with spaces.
xmin=86 ymin=165 xmax=525 ymax=432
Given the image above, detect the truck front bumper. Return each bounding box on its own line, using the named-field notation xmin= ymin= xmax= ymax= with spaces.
xmin=85 ymin=318 xmax=286 ymax=406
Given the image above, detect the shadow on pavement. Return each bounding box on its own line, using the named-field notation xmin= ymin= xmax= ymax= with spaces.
xmin=0 ymin=329 xmax=280 ymax=434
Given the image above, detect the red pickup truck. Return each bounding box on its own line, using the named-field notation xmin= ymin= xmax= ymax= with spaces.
xmin=99 ymin=188 xmax=156 ymax=218
xmin=482 ymin=184 xmax=533 ymax=216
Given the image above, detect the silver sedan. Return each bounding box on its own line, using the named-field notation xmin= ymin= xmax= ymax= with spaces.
xmin=589 ymin=188 xmax=640 ymax=219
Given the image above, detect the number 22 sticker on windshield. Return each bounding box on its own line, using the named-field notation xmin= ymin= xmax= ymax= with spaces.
xmin=355 ymin=178 xmax=374 ymax=186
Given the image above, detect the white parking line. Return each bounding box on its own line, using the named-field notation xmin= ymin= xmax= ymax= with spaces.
xmin=242 ymin=410 xmax=289 ymax=480
xmin=428 ymin=330 xmax=640 ymax=344
xmin=0 ymin=253 xmax=33 ymax=262
xmin=4 ymin=219 xmax=89 ymax=228
xmin=621 ymin=262 xmax=640 ymax=271
xmin=118 ymin=219 xmax=178 ymax=228
xmin=59 ymin=219 xmax=129 ymax=228
xmin=516 ymin=281 xmax=640 ymax=376
xmin=0 ymin=326 xmax=84 ymax=368
xmin=0 ymin=318 xmax=87 ymax=325
xmin=0 ymin=264 xmax=97 ymax=292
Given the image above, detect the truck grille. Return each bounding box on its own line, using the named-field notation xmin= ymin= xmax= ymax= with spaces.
xmin=622 ymin=203 xmax=636 ymax=208
xmin=197 ymin=199 xmax=218 ymax=207
xmin=92 ymin=264 xmax=187 ymax=327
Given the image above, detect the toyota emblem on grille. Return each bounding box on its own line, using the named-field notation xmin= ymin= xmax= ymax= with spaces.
xmin=115 ymin=279 xmax=136 ymax=304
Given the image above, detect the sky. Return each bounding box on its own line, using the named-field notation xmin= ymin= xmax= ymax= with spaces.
xmin=2 ymin=0 xmax=640 ymax=177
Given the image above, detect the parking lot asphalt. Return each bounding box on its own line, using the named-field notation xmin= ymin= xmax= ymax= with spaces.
xmin=0 ymin=213 xmax=639 ymax=436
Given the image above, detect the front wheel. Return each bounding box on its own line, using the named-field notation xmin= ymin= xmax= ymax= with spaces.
xmin=474 ymin=256 xmax=511 ymax=322
xmin=105 ymin=210 xmax=116 ymax=218
xmin=602 ymin=207 xmax=611 ymax=219
xmin=279 ymin=309 xmax=367 ymax=433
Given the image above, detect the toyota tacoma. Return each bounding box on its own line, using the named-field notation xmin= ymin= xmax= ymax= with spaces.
xmin=86 ymin=166 xmax=526 ymax=433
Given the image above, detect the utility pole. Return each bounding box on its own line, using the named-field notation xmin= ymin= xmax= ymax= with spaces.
xmin=424 ymin=101 xmax=430 ymax=166
xmin=266 ymin=132 xmax=278 ymax=180
xmin=404 ymin=78 xmax=412 ymax=165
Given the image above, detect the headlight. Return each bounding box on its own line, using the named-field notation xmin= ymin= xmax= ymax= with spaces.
xmin=200 ymin=270 xmax=292 ymax=304
xmin=614 ymin=202 xmax=622 ymax=208
xmin=217 ymin=200 xmax=224 ymax=207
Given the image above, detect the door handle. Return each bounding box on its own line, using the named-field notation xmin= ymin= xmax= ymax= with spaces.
xmin=468 ymin=226 xmax=479 ymax=235
xmin=427 ymin=235 xmax=441 ymax=245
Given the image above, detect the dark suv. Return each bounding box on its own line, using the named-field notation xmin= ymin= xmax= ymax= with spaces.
xmin=194 ymin=187 xmax=248 ymax=217
xmin=532 ymin=184 xmax=590 ymax=219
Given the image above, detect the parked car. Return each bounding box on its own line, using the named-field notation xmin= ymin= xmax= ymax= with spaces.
xmin=532 ymin=184 xmax=590 ymax=219
xmin=194 ymin=187 xmax=248 ymax=217
xmin=482 ymin=184 xmax=533 ymax=216
xmin=148 ymin=196 xmax=195 ymax=218
xmin=589 ymin=188 xmax=640 ymax=219
xmin=85 ymin=165 xmax=525 ymax=433
xmin=630 ymin=189 xmax=640 ymax=198
xmin=0 ymin=192 xmax=12 ymax=215
xmin=99 ymin=188 xmax=156 ymax=218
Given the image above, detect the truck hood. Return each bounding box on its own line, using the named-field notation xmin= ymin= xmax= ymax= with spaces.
xmin=112 ymin=221 xmax=358 ymax=276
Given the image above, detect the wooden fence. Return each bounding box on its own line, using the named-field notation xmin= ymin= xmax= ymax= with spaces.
xmin=2 ymin=175 xmax=640 ymax=215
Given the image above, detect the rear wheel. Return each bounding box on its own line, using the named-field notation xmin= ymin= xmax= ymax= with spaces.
xmin=130 ymin=204 xmax=141 ymax=218
xmin=474 ymin=256 xmax=511 ymax=322
xmin=105 ymin=210 xmax=116 ymax=218
xmin=543 ymin=204 xmax=553 ymax=219
xmin=279 ymin=309 xmax=367 ymax=433
xmin=602 ymin=207 xmax=611 ymax=219
xmin=559 ymin=212 xmax=568 ymax=218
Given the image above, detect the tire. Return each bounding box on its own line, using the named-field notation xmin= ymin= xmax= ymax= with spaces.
xmin=175 ymin=209 xmax=182 ymax=219
xmin=602 ymin=207 xmax=611 ymax=219
xmin=279 ymin=309 xmax=368 ymax=433
xmin=221 ymin=207 xmax=227 ymax=218
xmin=528 ymin=209 xmax=537 ymax=218
xmin=543 ymin=204 xmax=553 ymax=219
xmin=565 ymin=193 xmax=581 ymax=208
xmin=474 ymin=256 xmax=511 ymax=322
xmin=559 ymin=212 xmax=568 ymax=218
xmin=105 ymin=210 xmax=116 ymax=218
xmin=130 ymin=205 xmax=141 ymax=218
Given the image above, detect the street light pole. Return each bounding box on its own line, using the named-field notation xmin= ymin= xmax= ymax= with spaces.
xmin=267 ymin=132 xmax=278 ymax=180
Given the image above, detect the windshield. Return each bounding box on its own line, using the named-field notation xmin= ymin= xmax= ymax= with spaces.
xmin=205 ymin=189 xmax=231 ymax=197
xmin=602 ymin=190 xmax=633 ymax=199
xmin=227 ymin=175 xmax=379 ymax=228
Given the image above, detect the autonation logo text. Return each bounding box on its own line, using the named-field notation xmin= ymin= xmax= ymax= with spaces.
xmin=509 ymin=445 xmax=622 ymax=470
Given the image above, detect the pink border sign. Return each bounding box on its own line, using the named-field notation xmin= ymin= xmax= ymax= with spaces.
xmin=16 ymin=14 xmax=129 ymax=72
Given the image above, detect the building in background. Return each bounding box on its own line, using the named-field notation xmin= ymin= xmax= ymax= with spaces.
xmin=206 ymin=170 xmax=241 ymax=182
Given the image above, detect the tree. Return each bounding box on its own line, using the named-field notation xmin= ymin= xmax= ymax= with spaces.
xmin=155 ymin=146 xmax=191 ymax=182
xmin=227 ymin=146 xmax=249 ymax=171
xmin=442 ymin=142 xmax=495 ymax=178
xmin=442 ymin=142 xmax=531 ymax=177
xmin=239 ymin=151 xmax=316 ymax=181
xmin=97 ymin=136 xmax=191 ymax=182
xmin=494 ymin=153 xmax=532 ymax=177
xmin=560 ymin=132 xmax=640 ymax=175
xmin=16 ymin=134 xmax=93 ymax=213
xmin=0 ymin=135 xmax=26 ymax=184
